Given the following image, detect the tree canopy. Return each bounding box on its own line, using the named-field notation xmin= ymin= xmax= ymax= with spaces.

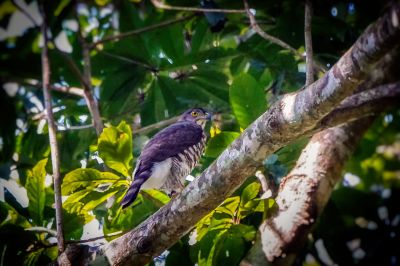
xmin=0 ymin=0 xmax=399 ymax=265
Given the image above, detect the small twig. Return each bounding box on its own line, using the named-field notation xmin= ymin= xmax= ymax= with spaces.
xmin=39 ymin=3 xmax=65 ymax=254
xmin=75 ymin=11 xmax=104 ymax=136
xmin=97 ymin=50 xmax=158 ymax=72
xmin=66 ymin=231 xmax=125 ymax=244
xmin=91 ymin=15 xmax=195 ymax=48
xmin=304 ymin=0 xmax=314 ymax=86
xmin=1 ymin=245 xmax=7 ymax=266
xmin=56 ymin=123 xmax=94 ymax=131
xmin=243 ymin=0 xmax=299 ymax=55
xmin=242 ymin=0 xmax=327 ymax=73
xmin=15 ymin=79 xmax=85 ymax=97
xmin=133 ymin=116 xmax=179 ymax=135
xmin=25 ymin=226 xmax=57 ymax=236
xmin=11 ymin=0 xmax=39 ymax=28
xmin=150 ymin=0 xmax=245 ymax=13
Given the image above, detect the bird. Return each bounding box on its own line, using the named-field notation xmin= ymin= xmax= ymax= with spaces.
xmin=120 ymin=108 xmax=211 ymax=209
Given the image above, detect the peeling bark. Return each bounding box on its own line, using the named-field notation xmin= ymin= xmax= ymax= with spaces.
xmin=241 ymin=119 xmax=373 ymax=266
xmin=57 ymin=3 xmax=400 ymax=265
xmin=241 ymin=41 xmax=400 ymax=266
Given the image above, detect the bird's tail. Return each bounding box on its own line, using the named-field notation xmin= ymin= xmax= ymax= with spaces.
xmin=120 ymin=178 xmax=145 ymax=209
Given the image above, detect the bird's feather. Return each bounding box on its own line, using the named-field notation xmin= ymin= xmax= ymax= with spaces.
xmin=120 ymin=121 xmax=204 ymax=208
xmin=135 ymin=121 xmax=203 ymax=178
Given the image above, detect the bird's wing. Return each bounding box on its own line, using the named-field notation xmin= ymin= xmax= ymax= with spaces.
xmin=121 ymin=122 xmax=203 ymax=208
xmin=135 ymin=121 xmax=204 ymax=177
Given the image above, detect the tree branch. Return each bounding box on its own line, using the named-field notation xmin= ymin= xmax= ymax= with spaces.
xmin=91 ymin=15 xmax=195 ymax=48
xmin=318 ymin=83 xmax=400 ymax=129
xmin=87 ymin=4 xmax=400 ymax=265
xmin=25 ymin=226 xmax=57 ymax=236
xmin=57 ymin=3 xmax=400 ymax=264
xmin=243 ymin=0 xmax=327 ymax=73
xmin=11 ymin=0 xmax=40 ymax=28
xmin=150 ymin=0 xmax=245 ymax=13
xmin=75 ymin=11 xmax=104 ymax=136
xmin=241 ymin=42 xmax=400 ymax=266
xmin=241 ymin=118 xmax=374 ymax=266
xmin=133 ymin=116 xmax=179 ymax=136
xmin=304 ymin=0 xmax=314 ymax=86
xmin=39 ymin=3 xmax=65 ymax=254
xmin=13 ymin=79 xmax=85 ymax=97
xmin=96 ymin=50 xmax=158 ymax=72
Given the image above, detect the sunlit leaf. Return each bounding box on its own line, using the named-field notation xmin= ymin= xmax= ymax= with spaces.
xmin=26 ymin=159 xmax=47 ymax=225
xmin=97 ymin=121 xmax=133 ymax=176
xmin=62 ymin=168 xmax=126 ymax=195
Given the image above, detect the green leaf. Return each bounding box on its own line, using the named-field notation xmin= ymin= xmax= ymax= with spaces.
xmin=63 ymin=210 xmax=92 ymax=240
xmin=240 ymin=182 xmax=260 ymax=207
xmin=62 ymin=168 xmax=125 ymax=195
xmin=205 ymin=132 xmax=240 ymax=158
xmin=215 ymin=196 xmax=240 ymax=218
xmin=26 ymin=159 xmax=47 ymax=225
xmin=97 ymin=121 xmax=133 ymax=176
xmin=142 ymin=189 xmax=170 ymax=205
xmin=103 ymin=194 xmax=160 ymax=235
xmin=230 ymin=73 xmax=267 ymax=128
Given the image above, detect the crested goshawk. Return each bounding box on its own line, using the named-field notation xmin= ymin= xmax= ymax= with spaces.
xmin=121 ymin=108 xmax=211 ymax=209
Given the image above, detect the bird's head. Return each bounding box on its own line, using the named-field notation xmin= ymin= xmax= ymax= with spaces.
xmin=179 ymin=108 xmax=212 ymax=128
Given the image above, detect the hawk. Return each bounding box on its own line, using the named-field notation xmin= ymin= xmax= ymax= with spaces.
xmin=121 ymin=108 xmax=211 ymax=209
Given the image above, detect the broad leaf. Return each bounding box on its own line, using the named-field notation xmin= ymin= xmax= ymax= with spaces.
xmin=97 ymin=121 xmax=133 ymax=177
xmin=205 ymin=131 xmax=240 ymax=158
xmin=230 ymin=73 xmax=267 ymax=128
xmin=62 ymin=168 xmax=125 ymax=195
xmin=26 ymin=159 xmax=47 ymax=225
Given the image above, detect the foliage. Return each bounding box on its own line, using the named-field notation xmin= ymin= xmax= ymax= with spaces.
xmin=0 ymin=0 xmax=398 ymax=265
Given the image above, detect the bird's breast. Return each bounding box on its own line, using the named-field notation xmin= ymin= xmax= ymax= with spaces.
xmin=171 ymin=134 xmax=207 ymax=179
xmin=141 ymin=158 xmax=172 ymax=189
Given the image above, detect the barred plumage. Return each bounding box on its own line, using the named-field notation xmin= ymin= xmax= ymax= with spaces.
xmin=121 ymin=108 xmax=211 ymax=209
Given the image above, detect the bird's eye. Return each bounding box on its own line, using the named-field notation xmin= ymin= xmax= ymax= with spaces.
xmin=191 ymin=111 xmax=198 ymax=117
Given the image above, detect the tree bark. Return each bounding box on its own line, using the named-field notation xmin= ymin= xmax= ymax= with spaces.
xmin=241 ymin=119 xmax=373 ymax=266
xmin=57 ymin=3 xmax=400 ymax=265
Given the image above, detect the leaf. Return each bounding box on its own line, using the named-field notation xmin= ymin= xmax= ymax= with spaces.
xmin=26 ymin=159 xmax=47 ymax=225
xmin=230 ymin=73 xmax=267 ymax=128
xmin=63 ymin=210 xmax=92 ymax=240
xmin=205 ymin=132 xmax=240 ymax=158
xmin=142 ymin=189 xmax=170 ymax=205
xmin=62 ymin=168 xmax=125 ymax=195
xmin=103 ymin=194 xmax=160 ymax=235
xmin=140 ymin=79 xmax=169 ymax=126
xmin=197 ymin=229 xmax=228 ymax=266
xmin=216 ymin=196 xmax=240 ymax=217
xmin=240 ymin=182 xmax=260 ymax=207
xmin=97 ymin=121 xmax=133 ymax=176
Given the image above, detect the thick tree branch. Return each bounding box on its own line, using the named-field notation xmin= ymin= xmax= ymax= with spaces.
xmin=318 ymin=83 xmax=400 ymax=129
xmin=241 ymin=42 xmax=400 ymax=266
xmin=39 ymin=4 xmax=65 ymax=254
xmin=91 ymin=15 xmax=195 ymax=48
xmin=150 ymin=0 xmax=245 ymax=13
xmin=304 ymin=0 xmax=314 ymax=86
xmin=83 ymin=4 xmax=400 ymax=265
xmin=241 ymin=118 xmax=374 ymax=266
xmin=57 ymin=3 xmax=400 ymax=264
